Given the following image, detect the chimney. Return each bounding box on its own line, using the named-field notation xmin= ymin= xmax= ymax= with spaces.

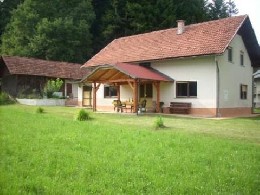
xmin=177 ymin=20 xmax=185 ymax=35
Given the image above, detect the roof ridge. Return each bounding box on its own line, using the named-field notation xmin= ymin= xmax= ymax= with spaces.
xmin=115 ymin=15 xmax=248 ymax=41
xmin=2 ymin=55 xmax=82 ymax=66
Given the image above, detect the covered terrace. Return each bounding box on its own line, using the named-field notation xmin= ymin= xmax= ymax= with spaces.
xmin=81 ymin=62 xmax=173 ymax=113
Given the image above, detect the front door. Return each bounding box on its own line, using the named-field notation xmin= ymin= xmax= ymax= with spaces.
xmin=83 ymin=86 xmax=92 ymax=106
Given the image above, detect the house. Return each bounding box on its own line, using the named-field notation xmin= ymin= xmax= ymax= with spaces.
xmin=253 ymin=70 xmax=260 ymax=108
xmin=82 ymin=15 xmax=260 ymax=117
xmin=0 ymin=56 xmax=90 ymax=106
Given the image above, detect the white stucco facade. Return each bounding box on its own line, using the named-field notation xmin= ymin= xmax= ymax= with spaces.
xmin=217 ymin=35 xmax=253 ymax=109
xmin=86 ymin=35 xmax=254 ymax=116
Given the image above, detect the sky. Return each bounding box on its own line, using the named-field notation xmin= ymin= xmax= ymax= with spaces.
xmin=234 ymin=0 xmax=260 ymax=44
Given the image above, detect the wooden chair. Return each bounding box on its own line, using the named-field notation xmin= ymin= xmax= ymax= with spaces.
xmin=113 ymin=100 xmax=125 ymax=112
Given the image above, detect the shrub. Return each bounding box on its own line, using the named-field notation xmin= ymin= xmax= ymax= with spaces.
xmin=36 ymin=107 xmax=44 ymax=114
xmin=0 ymin=92 xmax=15 ymax=105
xmin=43 ymin=78 xmax=63 ymax=98
xmin=76 ymin=109 xmax=90 ymax=121
xmin=154 ymin=115 xmax=165 ymax=129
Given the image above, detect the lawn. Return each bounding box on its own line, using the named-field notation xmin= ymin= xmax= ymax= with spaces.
xmin=0 ymin=105 xmax=260 ymax=194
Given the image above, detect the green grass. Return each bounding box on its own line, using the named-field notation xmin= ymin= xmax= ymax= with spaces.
xmin=254 ymin=108 xmax=260 ymax=114
xmin=0 ymin=105 xmax=260 ymax=194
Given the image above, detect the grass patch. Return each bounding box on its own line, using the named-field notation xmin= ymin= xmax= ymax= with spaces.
xmin=254 ymin=108 xmax=260 ymax=114
xmin=36 ymin=107 xmax=44 ymax=114
xmin=0 ymin=105 xmax=259 ymax=194
xmin=76 ymin=108 xmax=90 ymax=121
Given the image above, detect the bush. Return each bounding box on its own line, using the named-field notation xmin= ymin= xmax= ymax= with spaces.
xmin=36 ymin=107 xmax=44 ymax=114
xmin=0 ymin=92 xmax=15 ymax=105
xmin=154 ymin=115 xmax=165 ymax=129
xmin=43 ymin=78 xmax=63 ymax=98
xmin=76 ymin=109 xmax=90 ymax=121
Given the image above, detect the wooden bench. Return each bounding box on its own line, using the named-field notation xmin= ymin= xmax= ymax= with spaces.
xmin=170 ymin=102 xmax=191 ymax=114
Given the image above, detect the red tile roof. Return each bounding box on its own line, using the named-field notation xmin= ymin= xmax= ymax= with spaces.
xmin=82 ymin=62 xmax=173 ymax=82
xmin=1 ymin=56 xmax=89 ymax=80
xmin=115 ymin=62 xmax=173 ymax=81
xmin=83 ymin=15 xmax=248 ymax=67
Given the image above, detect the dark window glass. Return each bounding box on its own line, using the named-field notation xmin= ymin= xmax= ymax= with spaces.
xmin=189 ymin=82 xmax=197 ymax=97
xmin=146 ymin=83 xmax=153 ymax=98
xmin=228 ymin=47 xmax=233 ymax=62
xmin=177 ymin=83 xmax=188 ymax=97
xmin=140 ymin=83 xmax=153 ymax=98
xmin=176 ymin=81 xmax=197 ymax=98
xmin=140 ymin=84 xmax=145 ymax=98
xmin=104 ymin=85 xmax=118 ymax=98
xmin=240 ymin=52 xmax=244 ymax=66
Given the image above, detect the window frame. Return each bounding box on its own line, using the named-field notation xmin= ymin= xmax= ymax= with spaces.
xmin=240 ymin=84 xmax=248 ymax=100
xmin=240 ymin=51 xmax=244 ymax=66
xmin=140 ymin=83 xmax=153 ymax=98
xmin=176 ymin=81 xmax=197 ymax=98
xmin=228 ymin=47 xmax=233 ymax=62
xmin=104 ymin=85 xmax=118 ymax=98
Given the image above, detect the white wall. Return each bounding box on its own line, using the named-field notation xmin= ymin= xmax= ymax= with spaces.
xmin=217 ymin=34 xmax=253 ymax=108
xmin=152 ymin=56 xmax=217 ymax=108
xmin=254 ymin=79 xmax=260 ymax=107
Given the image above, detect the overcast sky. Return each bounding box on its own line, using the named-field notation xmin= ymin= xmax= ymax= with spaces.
xmin=235 ymin=0 xmax=260 ymax=44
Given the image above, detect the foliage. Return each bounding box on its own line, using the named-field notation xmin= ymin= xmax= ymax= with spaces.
xmin=0 ymin=0 xmax=24 ymax=46
xmin=0 ymin=0 xmax=95 ymax=63
xmin=0 ymin=105 xmax=259 ymax=194
xmin=76 ymin=108 xmax=90 ymax=121
xmin=154 ymin=115 xmax=165 ymax=129
xmin=0 ymin=92 xmax=15 ymax=105
xmin=36 ymin=107 xmax=44 ymax=114
xmin=206 ymin=0 xmax=238 ymax=20
xmin=43 ymin=78 xmax=63 ymax=98
xmin=1 ymin=0 xmax=238 ymax=59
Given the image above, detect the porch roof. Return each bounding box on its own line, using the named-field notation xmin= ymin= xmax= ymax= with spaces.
xmin=81 ymin=62 xmax=174 ymax=83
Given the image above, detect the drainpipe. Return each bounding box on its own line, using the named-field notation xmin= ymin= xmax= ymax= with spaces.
xmin=252 ymin=74 xmax=254 ymax=114
xmin=215 ymin=56 xmax=221 ymax=117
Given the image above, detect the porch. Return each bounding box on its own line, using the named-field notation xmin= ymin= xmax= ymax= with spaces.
xmin=81 ymin=62 xmax=174 ymax=113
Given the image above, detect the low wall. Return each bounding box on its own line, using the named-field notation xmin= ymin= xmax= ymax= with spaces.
xmin=17 ymin=98 xmax=66 ymax=106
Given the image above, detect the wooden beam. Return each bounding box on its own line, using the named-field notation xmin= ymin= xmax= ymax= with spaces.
xmin=93 ymin=82 xmax=97 ymax=112
xmin=127 ymin=81 xmax=134 ymax=91
xmin=133 ymin=80 xmax=138 ymax=113
xmin=154 ymin=82 xmax=161 ymax=113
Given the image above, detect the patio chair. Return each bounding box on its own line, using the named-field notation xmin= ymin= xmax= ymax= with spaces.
xmin=113 ymin=100 xmax=125 ymax=112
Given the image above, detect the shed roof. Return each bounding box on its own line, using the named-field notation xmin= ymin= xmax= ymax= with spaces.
xmin=0 ymin=56 xmax=89 ymax=80
xmin=82 ymin=62 xmax=173 ymax=83
xmin=83 ymin=15 xmax=260 ymax=67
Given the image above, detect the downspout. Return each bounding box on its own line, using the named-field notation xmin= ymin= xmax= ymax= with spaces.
xmin=252 ymin=74 xmax=254 ymax=114
xmin=215 ymin=56 xmax=221 ymax=117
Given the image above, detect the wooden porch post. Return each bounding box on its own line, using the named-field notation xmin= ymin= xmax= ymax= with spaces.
xmin=117 ymin=84 xmax=120 ymax=101
xmin=154 ymin=82 xmax=161 ymax=113
xmin=133 ymin=80 xmax=138 ymax=113
xmin=93 ymin=82 xmax=97 ymax=112
xmin=93 ymin=82 xmax=101 ymax=112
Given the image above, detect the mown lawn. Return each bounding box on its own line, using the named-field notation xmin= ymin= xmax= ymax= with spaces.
xmin=0 ymin=105 xmax=260 ymax=194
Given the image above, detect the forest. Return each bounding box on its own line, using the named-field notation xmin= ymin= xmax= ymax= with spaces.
xmin=0 ymin=0 xmax=238 ymax=63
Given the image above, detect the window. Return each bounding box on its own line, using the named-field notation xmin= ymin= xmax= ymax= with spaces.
xmin=240 ymin=84 xmax=247 ymax=99
xmin=228 ymin=47 xmax=233 ymax=62
xmin=104 ymin=85 xmax=118 ymax=98
xmin=240 ymin=51 xmax=244 ymax=66
xmin=140 ymin=83 xmax=153 ymax=98
xmin=139 ymin=62 xmax=151 ymax=68
xmin=176 ymin=81 xmax=197 ymax=98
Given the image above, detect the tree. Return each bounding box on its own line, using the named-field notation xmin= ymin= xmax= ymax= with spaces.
xmin=206 ymin=0 xmax=238 ymax=20
xmin=226 ymin=0 xmax=238 ymax=16
xmin=93 ymin=0 xmax=209 ymax=54
xmin=1 ymin=0 xmax=95 ymax=63
xmin=0 ymin=0 xmax=24 ymax=46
